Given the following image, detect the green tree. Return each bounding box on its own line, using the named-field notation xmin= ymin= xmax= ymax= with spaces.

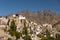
xmin=15 ymin=32 xmax=22 ymax=40
xmin=46 ymin=29 xmax=54 ymax=40
xmin=10 ymin=20 xmax=17 ymax=31
xmin=37 ymin=29 xmax=55 ymax=40
xmin=8 ymin=38 xmax=12 ymax=40
xmin=37 ymin=34 xmax=48 ymax=40
xmin=8 ymin=20 xmax=17 ymax=36
xmin=22 ymin=21 xmax=32 ymax=40
xmin=22 ymin=27 xmax=31 ymax=40
xmin=8 ymin=20 xmax=22 ymax=40
xmin=56 ymin=33 xmax=60 ymax=40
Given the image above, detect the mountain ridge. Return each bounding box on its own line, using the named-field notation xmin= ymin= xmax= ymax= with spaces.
xmin=1 ymin=10 xmax=60 ymax=25
xmin=17 ymin=10 xmax=60 ymax=24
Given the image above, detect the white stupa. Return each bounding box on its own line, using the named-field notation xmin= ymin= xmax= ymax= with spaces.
xmin=19 ymin=15 xmax=26 ymax=19
xmin=13 ymin=14 xmax=16 ymax=17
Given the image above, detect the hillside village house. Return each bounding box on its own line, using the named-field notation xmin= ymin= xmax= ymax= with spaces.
xmin=0 ymin=17 xmax=8 ymax=29
xmin=42 ymin=24 xmax=52 ymax=32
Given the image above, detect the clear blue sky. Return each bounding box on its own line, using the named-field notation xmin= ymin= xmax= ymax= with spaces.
xmin=0 ymin=0 xmax=60 ymax=16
